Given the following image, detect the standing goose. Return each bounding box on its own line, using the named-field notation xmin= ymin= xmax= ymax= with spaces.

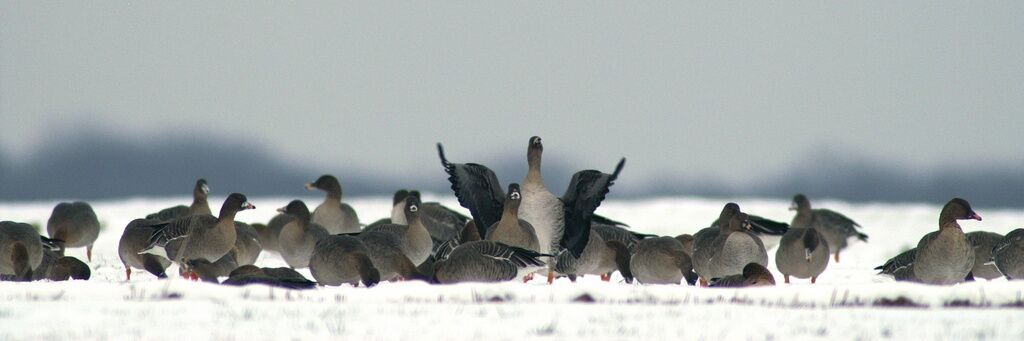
xmin=438 ymin=140 xmax=625 ymax=262
xmin=708 ymin=263 xmax=776 ymax=288
xmin=965 ymin=231 xmax=1003 ymax=280
xmin=790 ymin=194 xmax=868 ymax=262
xmin=877 ymin=198 xmax=981 ymax=284
xmin=46 ymin=201 xmax=100 ymax=262
xmin=140 ymin=193 xmax=254 ymax=278
xmin=692 ymin=203 xmax=768 ymax=286
xmin=552 ymin=232 xmax=634 ymax=283
xmin=254 ymin=214 xmax=295 ymax=253
xmin=394 ymin=190 xmax=470 ymax=250
xmin=630 ymin=236 xmax=698 ymax=285
xmin=118 ymin=218 xmax=172 ymax=280
xmin=993 ymin=229 xmax=1024 ymax=280
xmin=180 ymin=222 xmax=264 ymax=279
xmin=277 ymin=200 xmax=330 ymax=269
xmin=305 ymin=174 xmax=361 ymax=234
xmin=433 ymin=240 xmax=548 ymax=284
xmin=363 ymin=196 xmax=433 ymax=266
xmin=710 ymin=214 xmax=789 ymax=250
xmin=1 ymin=221 xmax=46 ymax=277
xmin=775 ymin=225 xmax=830 ymax=283
xmin=147 ymin=178 xmax=211 ymax=221
xmin=484 ymin=184 xmax=540 ymax=252
xmin=309 ymin=234 xmax=381 ymax=287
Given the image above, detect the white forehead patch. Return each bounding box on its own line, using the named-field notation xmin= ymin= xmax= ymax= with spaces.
xmin=510 ymin=192 xmax=521 ymax=200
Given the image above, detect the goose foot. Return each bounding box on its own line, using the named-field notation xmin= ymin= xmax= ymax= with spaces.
xmin=600 ymin=274 xmax=611 ymax=282
xmin=125 ymin=267 xmax=132 ymax=281
xmin=811 ymin=276 xmax=817 ymax=284
xmin=784 ymin=275 xmax=790 ymax=284
xmin=699 ymin=278 xmax=708 ymax=287
xmin=547 ymin=271 xmax=555 ymax=284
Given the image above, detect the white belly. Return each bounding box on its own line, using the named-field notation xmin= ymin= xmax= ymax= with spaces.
xmin=519 ymin=183 xmax=564 ymax=254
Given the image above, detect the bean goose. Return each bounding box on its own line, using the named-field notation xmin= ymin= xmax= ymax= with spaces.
xmin=306 ymin=174 xmax=360 ymax=234
xmin=790 ymin=194 xmax=868 ymax=262
xmin=277 ymin=200 xmax=329 ymax=269
xmin=46 ymin=201 xmax=100 ymax=261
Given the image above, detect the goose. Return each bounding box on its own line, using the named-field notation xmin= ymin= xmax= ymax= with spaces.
xmin=710 ymin=214 xmax=789 ymax=250
xmin=46 ymin=201 xmax=100 ymax=261
xmin=484 ymin=184 xmax=540 ymax=252
xmin=146 ymin=178 xmax=211 ymax=221
xmin=775 ymin=225 xmax=830 ymax=283
xmin=357 ymin=230 xmax=430 ymax=282
xmin=254 ymin=214 xmax=295 ymax=253
xmin=366 ymin=189 xmax=409 ymax=229
xmin=309 ymin=234 xmax=381 ymax=287
xmin=363 ymin=196 xmax=432 ymax=266
xmin=305 ymin=174 xmax=360 ymax=234
xmin=552 ymin=232 xmax=633 ymax=283
xmin=965 ymin=231 xmax=1003 ymax=280
xmin=692 ymin=203 xmax=768 ymax=286
xmin=32 ymin=249 xmax=90 ymax=281
xmin=438 ymin=140 xmax=625 ymax=279
xmin=394 ymin=190 xmax=470 ymax=250
xmin=139 ymin=193 xmax=254 ymax=279
xmin=175 ymin=222 xmax=264 ymax=279
xmin=433 ymin=240 xmax=549 ymax=284
xmin=118 ymin=218 xmax=172 ymax=280
xmin=674 ymin=234 xmax=695 ymax=256
xmin=708 ymin=263 xmax=776 ymax=288
xmin=0 ymin=221 xmax=46 ymax=277
xmin=790 ymin=194 xmax=868 ymax=262
xmin=189 ymin=262 xmax=317 ymax=289
xmin=592 ymin=224 xmax=656 ymax=253
xmin=629 ymin=236 xmax=698 ymax=285
xmin=277 ymin=200 xmax=329 ymax=269
xmin=876 ymin=198 xmax=980 ymax=284
xmin=992 ymin=229 xmax=1024 ymax=280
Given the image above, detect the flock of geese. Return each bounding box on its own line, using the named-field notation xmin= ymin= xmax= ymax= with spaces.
xmin=2 ymin=136 xmax=1024 ymax=289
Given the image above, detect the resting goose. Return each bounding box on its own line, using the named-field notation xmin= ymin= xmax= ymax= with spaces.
xmin=309 ymin=234 xmax=381 ymax=287
xmin=433 ymin=240 xmax=549 ymax=284
xmin=438 ymin=140 xmax=625 ymax=272
xmin=790 ymin=194 xmax=868 ymax=262
xmin=775 ymin=224 xmax=829 ymax=283
xmin=46 ymin=201 xmax=100 ymax=261
xmin=363 ymin=196 xmax=433 ymax=266
xmin=630 ymin=236 xmax=698 ymax=285
xmin=708 ymin=263 xmax=776 ymax=288
xmin=306 ymin=174 xmax=361 ymax=234
xmin=965 ymin=231 xmax=1003 ymax=280
xmin=254 ymin=214 xmax=295 ymax=253
xmin=189 ymin=262 xmax=317 ymax=289
xmin=876 ymin=198 xmax=980 ymax=284
xmin=118 ymin=218 xmax=172 ymax=280
xmin=146 ymin=178 xmax=211 ymax=221
xmin=32 ymin=249 xmax=90 ymax=281
xmin=277 ymin=200 xmax=329 ymax=269
xmin=553 ymin=232 xmax=633 ymax=283
xmin=692 ymin=203 xmax=768 ymax=286
xmin=139 ymin=193 xmax=254 ymax=279
xmin=993 ymin=229 xmax=1024 ymax=280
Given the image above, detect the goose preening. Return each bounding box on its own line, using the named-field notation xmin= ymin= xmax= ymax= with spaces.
xmin=0 ymin=221 xmax=46 ymax=278
xmin=306 ymin=174 xmax=361 ymax=234
xmin=363 ymin=196 xmax=433 ymax=266
xmin=692 ymin=203 xmax=768 ymax=286
xmin=629 ymin=236 xmax=698 ymax=285
xmin=139 ymin=193 xmax=254 ymax=279
xmin=876 ymin=198 xmax=980 ymax=285
xmin=992 ymin=229 xmax=1024 ymax=280
xmin=433 ymin=240 xmax=549 ymax=284
xmin=46 ymin=201 xmax=100 ymax=262
xmin=775 ymin=224 xmax=829 ymax=284
xmin=790 ymin=194 xmax=868 ymax=263
xmin=708 ymin=263 xmax=776 ymax=288
xmin=277 ymin=200 xmax=329 ymax=269
xmin=146 ymin=178 xmax=211 ymax=221
xmin=438 ymin=138 xmax=625 ymax=282
xmin=118 ymin=218 xmax=172 ymax=280
xmin=309 ymin=234 xmax=381 ymax=287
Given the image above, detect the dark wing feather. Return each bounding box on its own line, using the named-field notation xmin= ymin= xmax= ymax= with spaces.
xmin=435 ymin=238 xmax=460 ymax=261
xmin=876 ymin=248 xmax=917 ymax=274
xmin=559 ymin=158 xmax=625 ymax=258
xmin=591 ymin=214 xmax=629 ymax=227
xmin=437 ymin=143 xmax=505 ymax=237
xmin=143 ymin=215 xmax=215 ymax=250
xmin=471 ymin=241 xmax=548 ymax=268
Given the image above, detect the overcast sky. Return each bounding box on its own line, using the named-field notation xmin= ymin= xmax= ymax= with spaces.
xmin=3 ymin=2 xmax=1023 ymax=190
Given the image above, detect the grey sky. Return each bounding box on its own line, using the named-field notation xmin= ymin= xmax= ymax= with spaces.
xmin=3 ymin=2 xmax=1023 ymax=188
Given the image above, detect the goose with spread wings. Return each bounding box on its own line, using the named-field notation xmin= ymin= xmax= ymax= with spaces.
xmin=437 ymin=142 xmax=625 ymax=260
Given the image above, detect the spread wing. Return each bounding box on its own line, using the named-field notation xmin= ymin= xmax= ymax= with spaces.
xmin=437 ymin=143 xmax=505 ymax=237
xmin=559 ymin=158 xmax=625 ymax=258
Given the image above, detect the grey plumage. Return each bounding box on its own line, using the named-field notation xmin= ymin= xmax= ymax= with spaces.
xmin=363 ymin=196 xmax=433 ymax=266
xmin=775 ymin=226 xmax=830 ymax=282
xmin=0 ymin=221 xmax=45 ymax=276
xmin=790 ymin=194 xmax=867 ymax=261
xmin=692 ymin=203 xmax=768 ymax=282
xmin=277 ymin=200 xmax=329 ymax=269
xmin=708 ymin=263 xmax=776 ymax=288
xmin=118 ymin=218 xmax=172 ymax=280
xmin=965 ymin=231 xmax=1003 ymax=280
xmin=306 ymin=174 xmax=361 ymax=234
xmin=880 ymin=198 xmax=981 ymax=285
xmin=993 ymin=228 xmax=1024 ymax=280
xmin=146 ymin=178 xmax=211 ymax=221
xmin=46 ymin=201 xmax=100 ymax=261
xmin=309 ymin=234 xmax=381 ymax=287
xmin=139 ymin=193 xmax=254 ymax=275
xmin=434 ymin=240 xmax=548 ymax=284
xmin=630 ymin=236 xmax=697 ymax=285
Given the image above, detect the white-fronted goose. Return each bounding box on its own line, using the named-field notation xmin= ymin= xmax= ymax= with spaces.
xmin=306 ymin=174 xmax=360 ymax=234
xmin=46 ymin=201 xmax=100 ymax=261
xmin=790 ymin=194 xmax=868 ymax=262
xmin=146 ymin=178 xmax=211 ymax=221
xmin=277 ymin=200 xmax=329 ymax=269
xmin=139 ymin=193 xmax=254 ymax=279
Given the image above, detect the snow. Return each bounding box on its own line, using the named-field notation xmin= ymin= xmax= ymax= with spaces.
xmin=2 ymin=195 xmax=1024 ymax=340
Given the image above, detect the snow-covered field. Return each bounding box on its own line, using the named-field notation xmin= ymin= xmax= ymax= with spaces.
xmin=2 ymin=195 xmax=1023 ymax=340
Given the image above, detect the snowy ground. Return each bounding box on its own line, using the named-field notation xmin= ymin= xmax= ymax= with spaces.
xmin=2 ymin=195 xmax=1023 ymax=340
